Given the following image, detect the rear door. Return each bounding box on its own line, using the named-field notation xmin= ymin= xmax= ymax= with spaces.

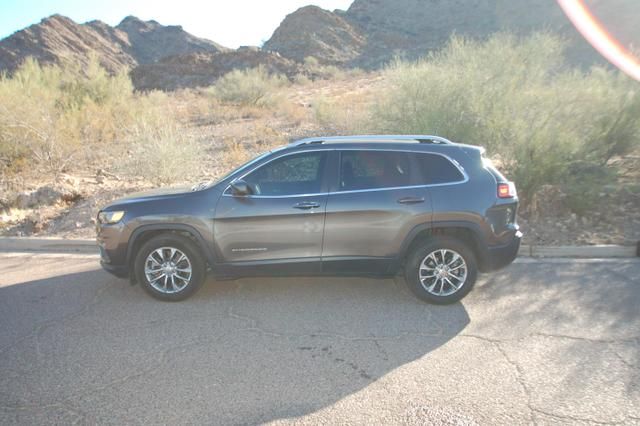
xmin=214 ymin=150 xmax=329 ymax=273
xmin=321 ymin=149 xmax=432 ymax=274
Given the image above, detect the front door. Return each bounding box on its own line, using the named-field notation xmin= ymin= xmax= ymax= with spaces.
xmin=214 ymin=150 xmax=329 ymax=274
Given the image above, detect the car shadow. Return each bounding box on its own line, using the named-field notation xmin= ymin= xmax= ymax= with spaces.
xmin=0 ymin=266 xmax=470 ymax=424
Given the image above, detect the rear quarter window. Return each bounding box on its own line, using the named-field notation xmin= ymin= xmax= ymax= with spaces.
xmin=415 ymin=153 xmax=465 ymax=185
xmin=482 ymin=157 xmax=508 ymax=183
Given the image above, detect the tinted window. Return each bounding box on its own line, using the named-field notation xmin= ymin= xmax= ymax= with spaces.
xmin=482 ymin=156 xmax=507 ymax=183
xmin=340 ymin=151 xmax=411 ymax=191
xmin=415 ymin=153 xmax=464 ymax=185
xmin=243 ymin=151 xmax=326 ymax=196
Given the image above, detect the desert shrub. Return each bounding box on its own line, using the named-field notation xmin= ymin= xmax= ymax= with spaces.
xmin=293 ymin=73 xmax=312 ymax=85
xmin=313 ymin=96 xmax=349 ymax=131
xmin=302 ymin=56 xmax=350 ymax=80
xmin=0 ymin=59 xmax=87 ymax=174
xmin=364 ymin=33 xmax=640 ymax=212
xmin=121 ymin=119 xmax=201 ymax=185
xmin=171 ymin=89 xmax=223 ymax=125
xmin=59 ymin=53 xmax=133 ymax=109
xmin=303 ymin=56 xmax=321 ymax=70
xmin=213 ymin=66 xmax=288 ymax=107
xmin=576 ymin=68 xmax=640 ymax=165
xmin=0 ymin=56 xmax=137 ymax=175
xmin=0 ymin=56 xmax=199 ymax=185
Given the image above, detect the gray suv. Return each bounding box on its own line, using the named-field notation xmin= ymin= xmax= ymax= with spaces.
xmin=97 ymin=135 xmax=521 ymax=304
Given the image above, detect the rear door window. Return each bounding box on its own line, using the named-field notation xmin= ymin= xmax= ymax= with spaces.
xmin=339 ymin=150 xmax=412 ymax=191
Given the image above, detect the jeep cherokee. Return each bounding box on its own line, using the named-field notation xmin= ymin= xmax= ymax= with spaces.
xmin=96 ymin=135 xmax=521 ymax=304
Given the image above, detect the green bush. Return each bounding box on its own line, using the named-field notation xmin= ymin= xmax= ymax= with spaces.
xmin=0 ymin=56 xmax=135 ymax=174
xmin=362 ymin=33 xmax=640 ymax=211
xmin=58 ymin=52 xmax=133 ymax=109
xmin=213 ymin=66 xmax=288 ymax=107
xmin=0 ymin=56 xmax=202 ymax=185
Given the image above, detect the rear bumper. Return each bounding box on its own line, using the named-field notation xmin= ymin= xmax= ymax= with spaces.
xmin=480 ymin=231 xmax=522 ymax=272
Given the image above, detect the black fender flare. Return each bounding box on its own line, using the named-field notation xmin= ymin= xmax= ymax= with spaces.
xmin=397 ymin=220 xmax=488 ymax=264
xmin=125 ymin=223 xmax=217 ymax=267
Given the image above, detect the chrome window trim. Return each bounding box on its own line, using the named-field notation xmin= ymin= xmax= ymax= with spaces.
xmin=223 ymin=191 xmax=330 ymax=199
xmin=223 ymin=148 xmax=469 ymax=199
xmin=332 ymin=179 xmax=468 ymax=196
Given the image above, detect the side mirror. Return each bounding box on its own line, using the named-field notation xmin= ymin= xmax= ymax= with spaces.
xmin=229 ymin=179 xmax=253 ymax=196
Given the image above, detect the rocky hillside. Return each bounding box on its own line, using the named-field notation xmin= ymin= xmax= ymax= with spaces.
xmin=264 ymin=0 xmax=639 ymax=68
xmin=115 ymin=16 xmax=227 ymax=64
xmin=0 ymin=15 xmax=135 ymax=73
xmin=0 ymin=14 xmax=227 ymax=74
xmin=131 ymin=50 xmax=302 ymax=91
xmin=263 ymin=5 xmax=365 ymax=65
xmin=1 ymin=1 xmax=638 ymax=90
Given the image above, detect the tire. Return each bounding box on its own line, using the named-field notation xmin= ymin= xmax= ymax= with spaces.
xmin=134 ymin=233 xmax=206 ymax=301
xmin=404 ymin=236 xmax=477 ymax=305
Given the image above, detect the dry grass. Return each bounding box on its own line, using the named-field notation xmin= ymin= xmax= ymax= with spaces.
xmin=313 ymin=91 xmax=375 ymax=134
xmin=276 ymin=100 xmax=309 ymax=126
xmin=119 ymin=121 xmax=202 ymax=185
xmin=222 ymin=138 xmax=251 ymax=168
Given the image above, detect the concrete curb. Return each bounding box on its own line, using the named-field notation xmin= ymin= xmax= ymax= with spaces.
xmin=0 ymin=237 xmax=97 ymax=254
xmin=518 ymin=244 xmax=637 ymax=258
xmin=0 ymin=237 xmax=638 ymax=258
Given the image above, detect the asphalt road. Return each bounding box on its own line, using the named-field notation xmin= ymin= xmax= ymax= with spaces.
xmin=0 ymin=253 xmax=638 ymax=425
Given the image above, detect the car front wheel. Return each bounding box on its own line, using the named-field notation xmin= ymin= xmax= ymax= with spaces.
xmin=405 ymin=236 xmax=477 ymax=304
xmin=134 ymin=234 xmax=206 ymax=301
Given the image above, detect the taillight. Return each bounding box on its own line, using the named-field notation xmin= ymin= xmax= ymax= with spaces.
xmin=497 ymin=182 xmax=517 ymax=198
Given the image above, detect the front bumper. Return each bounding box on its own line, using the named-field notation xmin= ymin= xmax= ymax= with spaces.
xmin=480 ymin=230 xmax=522 ymax=272
xmin=100 ymin=260 xmax=129 ymax=278
xmin=97 ymin=221 xmax=129 ymax=278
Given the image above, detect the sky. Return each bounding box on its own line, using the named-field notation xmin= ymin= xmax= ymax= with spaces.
xmin=0 ymin=0 xmax=354 ymax=48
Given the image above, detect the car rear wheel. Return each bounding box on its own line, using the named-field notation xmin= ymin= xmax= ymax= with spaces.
xmin=404 ymin=236 xmax=477 ymax=304
xmin=134 ymin=234 xmax=206 ymax=301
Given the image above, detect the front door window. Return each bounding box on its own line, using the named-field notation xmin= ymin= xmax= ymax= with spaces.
xmin=242 ymin=151 xmax=327 ymax=196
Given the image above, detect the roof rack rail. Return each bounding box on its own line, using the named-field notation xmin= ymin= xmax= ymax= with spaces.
xmin=289 ymin=135 xmax=453 ymax=147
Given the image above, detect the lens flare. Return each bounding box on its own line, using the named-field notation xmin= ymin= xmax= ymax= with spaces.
xmin=557 ymin=0 xmax=640 ymax=81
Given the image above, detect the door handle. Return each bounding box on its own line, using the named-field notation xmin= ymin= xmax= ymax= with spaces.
xmin=293 ymin=201 xmax=320 ymax=210
xmin=397 ymin=197 xmax=425 ymax=205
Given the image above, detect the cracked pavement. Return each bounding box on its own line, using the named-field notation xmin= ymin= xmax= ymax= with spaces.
xmin=0 ymin=253 xmax=638 ymax=425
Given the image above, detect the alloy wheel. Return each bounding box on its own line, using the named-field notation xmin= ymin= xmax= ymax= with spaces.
xmin=418 ymin=249 xmax=468 ymax=296
xmin=144 ymin=247 xmax=193 ymax=294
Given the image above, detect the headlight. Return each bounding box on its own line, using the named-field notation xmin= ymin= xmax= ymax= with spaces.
xmin=98 ymin=210 xmax=125 ymax=224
